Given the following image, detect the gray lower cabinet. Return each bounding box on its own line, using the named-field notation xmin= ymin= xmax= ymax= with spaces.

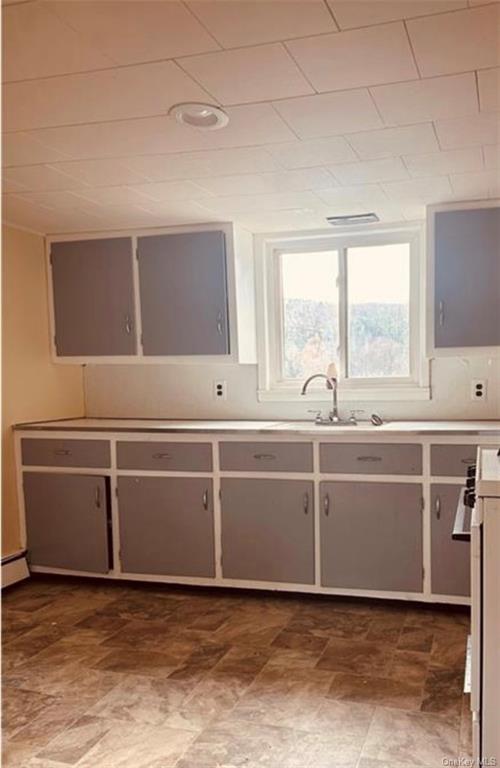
xmin=220 ymin=478 xmax=314 ymax=584
xmin=23 ymin=472 xmax=110 ymax=573
xmin=434 ymin=207 xmax=500 ymax=348
xmin=50 ymin=237 xmax=136 ymax=356
xmin=117 ymin=476 xmax=215 ymax=577
xmin=320 ymin=481 xmax=423 ymax=592
xmin=431 ymin=484 xmax=470 ymax=596
xmin=137 ymin=230 xmax=229 ymax=356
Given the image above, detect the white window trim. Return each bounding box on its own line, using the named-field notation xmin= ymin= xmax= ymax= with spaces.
xmin=255 ymin=223 xmax=430 ymax=403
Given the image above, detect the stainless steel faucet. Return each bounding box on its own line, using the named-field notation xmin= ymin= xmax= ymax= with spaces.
xmin=300 ymin=373 xmax=340 ymax=423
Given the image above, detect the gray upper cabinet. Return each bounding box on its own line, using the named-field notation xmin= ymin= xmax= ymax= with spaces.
xmin=50 ymin=238 xmax=136 ymax=356
xmin=431 ymin=484 xmax=470 ymax=597
xmin=118 ymin=476 xmax=215 ymax=578
xmin=24 ymin=472 xmax=110 ymax=573
xmin=137 ymin=230 xmax=230 ymax=356
xmin=320 ymin=481 xmax=423 ymax=593
xmin=220 ymin=478 xmax=315 ymax=584
xmin=434 ymin=207 xmax=500 ymax=348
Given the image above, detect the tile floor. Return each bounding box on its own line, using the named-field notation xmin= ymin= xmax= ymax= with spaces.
xmin=2 ymin=577 xmax=472 ymax=767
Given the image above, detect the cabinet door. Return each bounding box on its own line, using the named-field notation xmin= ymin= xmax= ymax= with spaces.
xmin=320 ymin=481 xmax=423 ymax=592
xmin=434 ymin=207 xmax=500 ymax=348
xmin=23 ymin=472 xmax=110 ymax=573
xmin=118 ymin=477 xmax=215 ymax=577
xmin=137 ymin=231 xmax=229 ymax=356
xmin=50 ymin=238 xmax=136 ymax=356
xmin=221 ymin=478 xmax=314 ymax=584
xmin=431 ymin=484 xmax=470 ymax=597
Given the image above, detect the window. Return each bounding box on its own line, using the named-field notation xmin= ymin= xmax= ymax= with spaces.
xmin=257 ymin=226 xmax=428 ymax=401
xmin=347 ymin=244 xmax=410 ymax=379
xmin=282 ymin=250 xmax=339 ymax=381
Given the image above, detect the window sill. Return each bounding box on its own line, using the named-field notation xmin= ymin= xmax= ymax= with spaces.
xmin=258 ymin=386 xmax=431 ymax=403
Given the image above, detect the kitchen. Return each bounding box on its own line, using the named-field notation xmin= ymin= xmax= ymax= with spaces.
xmin=2 ymin=1 xmax=500 ymax=767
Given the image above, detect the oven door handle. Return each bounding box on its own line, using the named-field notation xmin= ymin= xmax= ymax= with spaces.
xmin=452 ymin=488 xmax=471 ymax=541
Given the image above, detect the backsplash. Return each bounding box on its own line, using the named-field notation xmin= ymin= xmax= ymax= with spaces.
xmin=84 ymin=356 xmax=500 ymax=421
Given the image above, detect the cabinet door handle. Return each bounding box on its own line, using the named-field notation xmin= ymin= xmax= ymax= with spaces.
xmin=216 ymin=311 xmax=224 ymax=336
xmin=202 ymin=490 xmax=209 ymax=510
xmin=438 ymin=301 xmax=445 ymax=327
xmin=152 ymin=452 xmax=171 ymax=460
xmin=323 ymin=493 xmax=330 ymax=516
xmin=125 ymin=314 xmax=132 ymax=335
xmin=357 ymin=455 xmax=382 ymax=462
xmin=303 ymin=493 xmax=309 ymax=515
xmin=253 ymin=453 xmax=276 ymax=461
xmin=435 ymin=495 xmax=441 ymax=520
xmin=461 ymin=458 xmax=476 ymax=465
xmin=54 ymin=449 xmax=71 ymax=456
xmin=95 ymin=486 xmax=102 ymax=509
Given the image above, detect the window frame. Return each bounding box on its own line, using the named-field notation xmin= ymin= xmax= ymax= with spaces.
xmin=255 ymin=223 xmax=430 ymax=403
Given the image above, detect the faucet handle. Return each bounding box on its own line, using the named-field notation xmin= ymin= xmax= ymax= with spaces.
xmin=349 ymin=409 xmax=365 ymax=424
xmin=308 ymin=409 xmax=323 ymax=423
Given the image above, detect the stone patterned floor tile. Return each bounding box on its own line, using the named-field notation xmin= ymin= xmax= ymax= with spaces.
xmin=421 ymin=665 xmax=464 ymax=718
xmin=96 ymin=594 xmax=176 ymax=622
xmin=397 ymin=625 xmax=435 ymax=653
xmin=92 ymin=649 xmax=180 ymax=677
xmin=430 ymin=630 xmax=469 ymax=670
xmin=2 ymin=686 xmax=56 ymax=739
xmin=86 ymin=675 xmax=196 ymax=728
xmin=327 ymin=672 xmax=424 ymax=711
xmin=101 ymin=620 xmax=197 ymax=657
xmin=2 ymin=609 xmax=40 ymax=644
xmin=213 ymin=612 xmax=288 ymax=648
xmin=7 ymin=697 xmax=87 ymax=750
xmin=388 ymin=650 xmax=430 ymax=685
xmin=286 ymin=608 xmax=372 ymax=640
xmin=1 ymin=577 xmax=471 ymax=767
xmin=2 ymin=625 xmax=66 ymax=668
xmin=271 ymin=628 xmax=329 ymax=654
xmin=227 ymin=666 xmax=334 ymax=730
xmin=175 ymin=718 xmax=300 ymax=768
xmin=405 ymin=606 xmax=470 ymax=633
xmin=2 ymin=738 xmax=46 ymax=768
xmin=58 ymin=615 xmax=131 ymax=646
xmin=36 ymin=715 xmax=113 ymax=765
xmin=361 ymin=707 xmax=460 ymax=767
xmin=75 ymin=720 xmax=196 ymax=768
xmin=365 ymin=613 xmax=405 ymax=645
xmin=316 ymin=638 xmax=394 ymax=676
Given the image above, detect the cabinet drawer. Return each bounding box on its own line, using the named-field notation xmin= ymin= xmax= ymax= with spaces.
xmin=320 ymin=443 xmax=422 ymax=475
xmin=219 ymin=442 xmax=313 ymax=473
xmin=117 ymin=442 xmax=212 ymax=472
xmin=21 ymin=438 xmax=110 ymax=468
xmin=431 ymin=444 xmax=478 ymax=476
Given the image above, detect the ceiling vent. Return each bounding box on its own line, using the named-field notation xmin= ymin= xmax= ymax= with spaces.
xmin=326 ymin=212 xmax=380 ymax=226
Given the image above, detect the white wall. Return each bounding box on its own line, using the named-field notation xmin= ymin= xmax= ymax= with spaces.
xmin=2 ymin=225 xmax=85 ymax=557
xmin=84 ymin=355 xmax=500 ymax=421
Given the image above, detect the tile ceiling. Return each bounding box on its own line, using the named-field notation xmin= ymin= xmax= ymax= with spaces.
xmin=1 ymin=0 xmax=499 ymax=235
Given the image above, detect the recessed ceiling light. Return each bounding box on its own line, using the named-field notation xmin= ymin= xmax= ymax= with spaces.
xmin=169 ymin=102 xmax=229 ymax=131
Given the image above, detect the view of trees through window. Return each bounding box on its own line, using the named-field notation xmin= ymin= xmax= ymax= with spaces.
xmin=282 ymin=251 xmax=339 ymax=381
xmin=281 ymin=243 xmax=410 ymax=382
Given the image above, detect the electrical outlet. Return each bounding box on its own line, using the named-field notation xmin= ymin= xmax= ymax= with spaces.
xmin=213 ymin=380 xmax=227 ymax=401
xmin=471 ymin=379 xmax=487 ymax=401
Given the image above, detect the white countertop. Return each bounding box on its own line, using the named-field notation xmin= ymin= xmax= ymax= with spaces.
xmin=14 ymin=417 xmax=500 ymax=436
